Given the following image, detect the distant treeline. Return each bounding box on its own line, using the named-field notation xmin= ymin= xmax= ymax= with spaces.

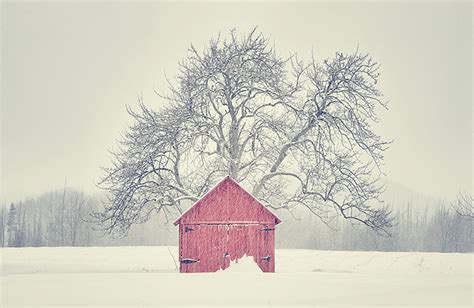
xmin=0 ymin=187 xmax=176 ymax=247
xmin=276 ymin=203 xmax=472 ymax=253
xmin=1 ymin=188 xmax=472 ymax=252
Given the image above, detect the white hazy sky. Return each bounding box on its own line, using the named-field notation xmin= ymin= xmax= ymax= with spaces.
xmin=1 ymin=1 xmax=472 ymax=203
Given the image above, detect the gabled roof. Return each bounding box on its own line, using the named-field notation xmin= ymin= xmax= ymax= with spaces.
xmin=173 ymin=176 xmax=281 ymax=225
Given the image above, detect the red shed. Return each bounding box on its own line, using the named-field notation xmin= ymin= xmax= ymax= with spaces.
xmin=174 ymin=176 xmax=281 ymax=273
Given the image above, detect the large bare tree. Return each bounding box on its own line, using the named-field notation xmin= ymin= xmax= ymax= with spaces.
xmin=96 ymin=29 xmax=393 ymax=235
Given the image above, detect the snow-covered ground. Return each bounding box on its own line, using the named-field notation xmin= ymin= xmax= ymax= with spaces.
xmin=1 ymin=246 xmax=472 ymax=307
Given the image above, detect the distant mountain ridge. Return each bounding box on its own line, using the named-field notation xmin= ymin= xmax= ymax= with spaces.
xmin=381 ymin=180 xmax=442 ymax=211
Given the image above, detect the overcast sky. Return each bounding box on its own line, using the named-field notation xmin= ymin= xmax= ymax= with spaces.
xmin=1 ymin=1 xmax=472 ymax=203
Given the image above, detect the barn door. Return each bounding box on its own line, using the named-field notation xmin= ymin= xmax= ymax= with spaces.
xmin=180 ymin=223 xmax=275 ymax=273
xmin=180 ymin=224 xmax=228 ymax=273
xmin=257 ymin=224 xmax=275 ymax=272
xmin=226 ymin=224 xmax=275 ymax=272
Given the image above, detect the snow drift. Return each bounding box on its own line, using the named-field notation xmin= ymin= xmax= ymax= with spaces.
xmin=1 ymin=246 xmax=472 ymax=307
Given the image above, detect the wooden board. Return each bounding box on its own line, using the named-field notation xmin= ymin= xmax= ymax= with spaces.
xmin=179 ymin=223 xmax=275 ymax=273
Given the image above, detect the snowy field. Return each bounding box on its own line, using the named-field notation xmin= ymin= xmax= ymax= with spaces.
xmin=1 ymin=246 xmax=472 ymax=307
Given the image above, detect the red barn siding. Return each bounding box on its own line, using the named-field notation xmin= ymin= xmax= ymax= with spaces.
xmin=174 ymin=176 xmax=280 ymax=273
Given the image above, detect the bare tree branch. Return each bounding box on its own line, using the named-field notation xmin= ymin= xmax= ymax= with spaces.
xmin=95 ymin=29 xmax=393 ymax=236
xmin=452 ymin=192 xmax=473 ymax=218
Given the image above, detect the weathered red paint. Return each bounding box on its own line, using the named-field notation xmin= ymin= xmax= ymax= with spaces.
xmin=174 ymin=176 xmax=281 ymax=273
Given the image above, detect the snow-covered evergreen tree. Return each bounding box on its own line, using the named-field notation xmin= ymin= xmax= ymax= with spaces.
xmin=7 ymin=203 xmax=19 ymax=247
